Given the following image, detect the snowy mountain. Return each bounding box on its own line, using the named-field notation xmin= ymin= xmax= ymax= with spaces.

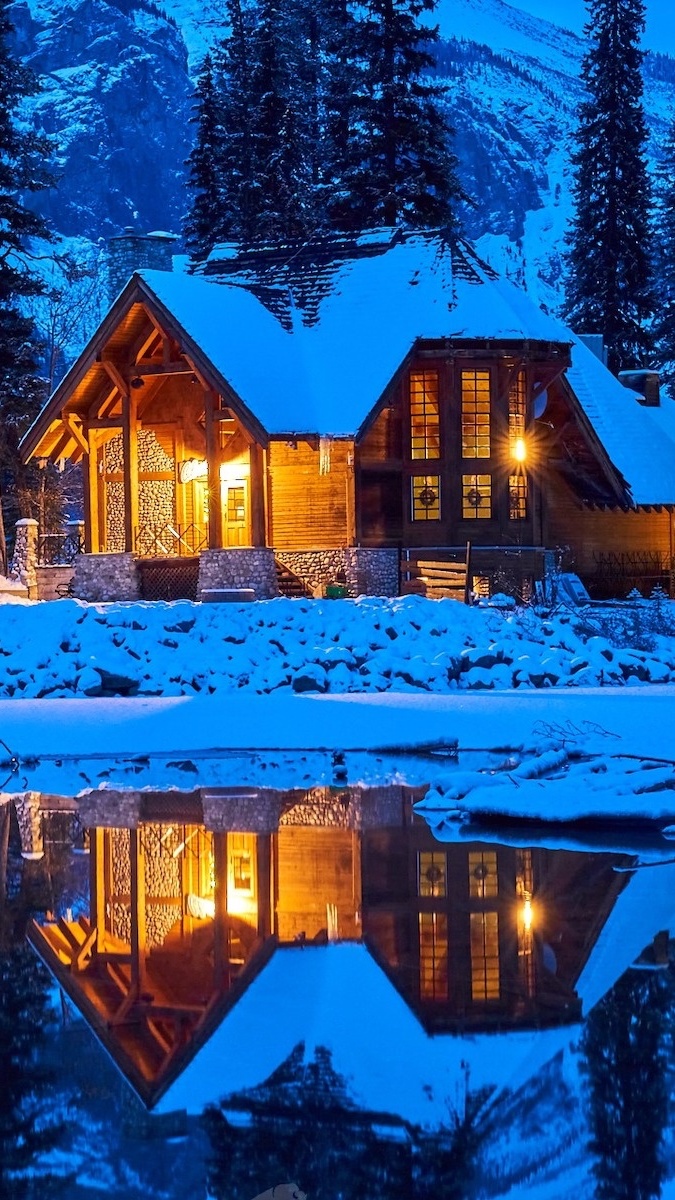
xmin=14 ymin=0 xmax=675 ymax=312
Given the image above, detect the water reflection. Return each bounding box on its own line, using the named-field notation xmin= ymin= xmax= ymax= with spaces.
xmin=3 ymin=781 xmax=675 ymax=1198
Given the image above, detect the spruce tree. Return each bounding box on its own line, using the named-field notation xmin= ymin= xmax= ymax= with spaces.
xmin=582 ymin=969 xmax=668 ymax=1200
xmin=564 ymin=0 xmax=653 ymax=373
xmin=0 ymin=0 xmax=53 ymax=570
xmin=183 ymin=54 xmax=225 ymax=260
xmin=335 ymin=0 xmax=462 ymax=232
xmin=653 ymin=117 xmax=675 ymax=396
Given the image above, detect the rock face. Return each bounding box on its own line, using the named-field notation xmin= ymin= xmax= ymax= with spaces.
xmin=13 ymin=0 xmax=192 ymax=239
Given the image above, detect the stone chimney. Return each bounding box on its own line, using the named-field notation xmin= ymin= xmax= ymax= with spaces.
xmin=618 ymin=369 xmax=660 ymax=407
xmin=107 ymin=227 xmax=178 ymax=300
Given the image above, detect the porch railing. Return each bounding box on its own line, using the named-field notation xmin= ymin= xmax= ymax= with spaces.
xmin=37 ymin=528 xmax=85 ymax=566
xmin=134 ymin=523 xmax=209 ymax=558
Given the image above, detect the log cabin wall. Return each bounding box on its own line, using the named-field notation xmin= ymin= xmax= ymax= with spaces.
xmin=543 ymin=472 xmax=674 ymax=594
xmin=267 ymin=438 xmax=355 ymax=549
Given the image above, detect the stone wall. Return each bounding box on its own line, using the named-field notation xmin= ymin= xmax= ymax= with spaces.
xmin=276 ymin=547 xmax=399 ymax=597
xmin=9 ymin=519 xmax=38 ymax=597
xmin=36 ymin=565 xmax=74 ymax=600
xmin=103 ymin=430 xmax=175 ymax=552
xmin=198 ymin=548 xmax=278 ymax=599
xmin=72 ymin=552 xmax=140 ymax=602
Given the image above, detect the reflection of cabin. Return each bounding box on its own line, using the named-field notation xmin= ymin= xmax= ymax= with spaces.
xmin=21 ymin=228 xmax=675 ymax=601
xmin=27 ymin=786 xmax=635 ymax=1107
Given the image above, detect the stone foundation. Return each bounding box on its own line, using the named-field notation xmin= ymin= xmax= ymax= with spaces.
xmin=276 ymin=547 xmax=399 ymax=597
xmin=72 ymin=552 xmax=141 ymax=602
xmin=36 ymin=565 xmax=74 ymax=600
xmin=198 ymin=548 xmax=278 ymax=600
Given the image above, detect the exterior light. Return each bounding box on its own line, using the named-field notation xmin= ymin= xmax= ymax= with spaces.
xmin=522 ymin=898 xmax=533 ymax=932
xmin=513 ymin=437 xmax=526 ymax=463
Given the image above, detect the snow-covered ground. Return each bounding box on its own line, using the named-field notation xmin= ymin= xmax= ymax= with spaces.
xmin=3 ymin=594 xmax=675 ymax=824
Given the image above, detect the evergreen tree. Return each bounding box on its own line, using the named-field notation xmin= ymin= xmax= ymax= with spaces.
xmin=0 ymin=0 xmax=53 ymax=570
xmin=333 ymin=0 xmax=462 ymax=232
xmin=183 ymin=54 xmax=226 ymax=260
xmin=582 ymin=969 xmax=669 ymax=1200
xmin=0 ymin=946 xmax=68 ymax=1198
xmin=653 ymin=117 xmax=675 ymax=396
xmin=564 ymin=0 xmax=653 ymax=373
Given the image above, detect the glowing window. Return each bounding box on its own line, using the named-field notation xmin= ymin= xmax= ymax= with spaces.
xmin=468 ymin=850 xmax=498 ymax=899
xmin=461 ymin=370 xmax=491 ymax=458
xmin=462 ymin=474 xmax=491 ymax=520
xmin=410 ymin=370 xmax=440 ymax=460
xmin=509 ymin=474 xmax=528 ymax=520
xmin=419 ymin=912 xmax=448 ymax=1001
xmin=412 ymin=475 xmax=441 ymax=521
xmin=508 ymin=369 xmax=527 ymax=450
xmin=470 ymin=911 xmax=500 ymax=1001
xmin=418 ymin=851 xmax=447 ymax=898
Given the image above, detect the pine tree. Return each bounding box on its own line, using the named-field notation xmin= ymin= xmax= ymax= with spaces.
xmin=0 ymin=0 xmax=54 ymax=571
xmin=582 ymin=969 xmax=669 ymax=1200
xmin=653 ymin=117 xmax=675 ymax=396
xmin=183 ymin=54 xmax=225 ymax=259
xmin=334 ymin=0 xmax=462 ymax=232
xmin=564 ymin=0 xmax=653 ymax=373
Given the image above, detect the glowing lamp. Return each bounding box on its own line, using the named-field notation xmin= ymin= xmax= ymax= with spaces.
xmin=513 ymin=437 xmax=527 ymax=463
xmin=522 ymin=898 xmax=533 ymax=932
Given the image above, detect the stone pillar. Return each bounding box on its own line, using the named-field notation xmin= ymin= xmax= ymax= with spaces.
xmin=14 ymin=791 xmax=44 ymax=860
xmin=66 ymin=519 xmax=85 ymax=554
xmin=71 ymin=552 xmax=140 ymax=602
xmin=198 ymin=548 xmax=279 ymax=599
xmin=10 ymin=518 xmax=39 ymax=598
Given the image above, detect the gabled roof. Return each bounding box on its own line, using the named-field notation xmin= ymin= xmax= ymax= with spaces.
xmin=21 ymin=227 xmax=675 ymax=507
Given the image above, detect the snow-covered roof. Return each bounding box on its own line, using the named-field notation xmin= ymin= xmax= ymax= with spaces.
xmin=139 ymin=230 xmax=570 ymax=439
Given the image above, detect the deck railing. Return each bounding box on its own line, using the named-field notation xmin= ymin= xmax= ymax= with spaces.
xmin=133 ymin=523 xmax=209 ymax=558
xmin=37 ymin=528 xmax=85 ymax=566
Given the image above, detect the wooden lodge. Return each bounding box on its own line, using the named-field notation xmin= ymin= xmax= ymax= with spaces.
xmin=27 ymin=786 xmax=633 ymax=1108
xmin=20 ymin=227 xmax=675 ymax=601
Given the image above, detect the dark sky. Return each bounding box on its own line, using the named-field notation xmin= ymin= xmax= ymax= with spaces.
xmin=514 ymin=0 xmax=674 ymax=53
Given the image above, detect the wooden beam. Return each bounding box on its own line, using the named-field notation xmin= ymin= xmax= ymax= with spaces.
xmin=122 ymin=392 xmax=139 ymax=552
xmin=90 ymin=828 xmax=106 ymax=951
xmin=249 ymin=444 xmax=265 ymax=546
xmin=212 ymin=832 xmax=228 ymax=990
xmin=88 ymin=419 xmax=124 ymax=429
xmin=204 ymin=389 xmax=223 ymax=548
xmin=63 ymin=415 xmax=89 ymax=456
xmin=99 ymin=358 xmax=130 ymax=399
xmin=130 ymin=829 xmax=147 ymax=992
xmin=134 ymin=360 xmax=194 ymax=377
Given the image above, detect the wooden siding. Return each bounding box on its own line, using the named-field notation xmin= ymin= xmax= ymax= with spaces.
xmin=275 ymin=827 xmax=360 ymax=942
xmin=267 ymin=439 xmax=354 ymax=548
xmin=544 ymin=474 xmax=673 ymax=573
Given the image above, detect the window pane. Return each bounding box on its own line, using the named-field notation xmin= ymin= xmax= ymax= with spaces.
xmin=508 ymin=369 xmax=527 ymax=447
xmin=418 ymin=851 xmax=447 ymax=897
xmin=470 ymin=911 xmax=500 ymax=1001
xmin=509 ymin=474 xmax=527 ymax=520
xmin=412 ymin=475 xmax=441 ymax=521
xmin=461 ymin=369 xmax=491 ymax=458
xmin=468 ymin=850 xmax=498 ymax=898
xmin=410 ymin=369 xmax=440 ymax=460
xmin=419 ymin=911 xmax=448 ymax=1001
xmin=462 ymin=474 xmax=491 ymax=519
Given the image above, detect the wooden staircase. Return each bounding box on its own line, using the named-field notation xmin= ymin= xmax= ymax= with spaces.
xmin=275 ymin=558 xmax=313 ymax=598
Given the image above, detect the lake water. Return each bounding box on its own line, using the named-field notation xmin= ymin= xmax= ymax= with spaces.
xmin=2 ymin=767 xmax=673 ymax=1199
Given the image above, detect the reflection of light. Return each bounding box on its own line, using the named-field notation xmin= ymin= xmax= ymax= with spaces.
xmin=227 ymin=891 xmax=251 ymax=917
xmin=522 ymin=898 xmax=533 ymax=931
xmin=513 ymin=437 xmax=527 ymax=463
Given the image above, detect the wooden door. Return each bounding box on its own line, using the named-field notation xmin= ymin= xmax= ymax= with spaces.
xmin=222 ymin=478 xmax=249 ymax=546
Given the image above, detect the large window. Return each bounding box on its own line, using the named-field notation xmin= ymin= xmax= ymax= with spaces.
xmin=410 ymin=369 xmax=440 ymax=460
xmin=461 ymin=370 xmax=490 ymax=458
xmin=462 ymin=474 xmax=491 ymax=520
xmin=470 ymin=911 xmax=500 ymax=1001
xmin=468 ymin=850 xmax=498 ymax=899
xmin=508 ymin=369 xmax=527 ymax=449
xmin=412 ymin=475 xmax=441 ymax=521
xmin=509 ymin=474 xmax=527 ymax=520
xmin=419 ymin=912 xmax=448 ymax=1000
xmin=418 ymin=851 xmax=447 ymax=898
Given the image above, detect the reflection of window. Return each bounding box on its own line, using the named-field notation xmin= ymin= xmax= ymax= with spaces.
xmin=509 ymin=474 xmax=527 ymax=520
xmin=461 ymin=370 xmax=490 ymax=458
xmin=410 ymin=370 xmax=440 ymax=460
xmin=229 ymin=834 xmax=253 ymax=892
xmin=462 ymin=474 xmax=491 ymax=519
xmin=412 ymin=475 xmax=441 ymax=521
xmin=468 ymin=850 xmax=498 ymax=898
xmin=418 ymin=851 xmax=447 ymax=897
xmin=470 ymin=911 xmax=500 ymax=1000
xmin=508 ymin=369 xmax=526 ymax=449
xmin=419 ymin=912 xmax=448 ymax=1000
